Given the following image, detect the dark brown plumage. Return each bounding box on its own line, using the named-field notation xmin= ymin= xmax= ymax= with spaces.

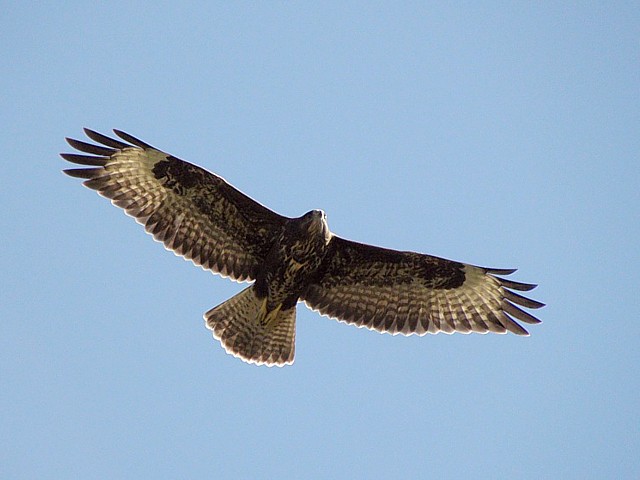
xmin=62 ymin=129 xmax=544 ymax=366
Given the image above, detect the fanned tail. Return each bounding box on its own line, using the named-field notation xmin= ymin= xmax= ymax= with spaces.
xmin=204 ymin=286 xmax=296 ymax=366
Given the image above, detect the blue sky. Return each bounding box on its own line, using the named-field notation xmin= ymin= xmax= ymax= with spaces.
xmin=1 ymin=2 xmax=638 ymax=479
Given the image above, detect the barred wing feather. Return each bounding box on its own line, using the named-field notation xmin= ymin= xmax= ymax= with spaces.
xmin=302 ymin=237 xmax=543 ymax=336
xmin=62 ymin=129 xmax=287 ymax=282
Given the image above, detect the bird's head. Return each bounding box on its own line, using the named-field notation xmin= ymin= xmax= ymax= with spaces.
xmin=301 ymin=209 xmax=331 ymax=244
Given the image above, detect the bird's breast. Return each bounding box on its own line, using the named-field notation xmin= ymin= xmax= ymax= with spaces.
xmin=255 ymin=232 xmax=329 ymax=308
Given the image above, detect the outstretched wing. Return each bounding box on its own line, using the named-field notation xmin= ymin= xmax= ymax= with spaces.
xmin=62 ymin=129 xmax=288 ymax=282
xmin=302 ymin=236 xmax=544 ymax=336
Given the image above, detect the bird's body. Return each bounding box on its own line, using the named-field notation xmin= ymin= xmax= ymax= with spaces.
xmin=255 ymin=210 xmax=332 ymax=314
xmin=62 ymin=129 xmax=544 ymax=366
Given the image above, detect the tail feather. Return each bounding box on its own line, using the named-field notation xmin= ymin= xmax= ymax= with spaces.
xmin=204 ymin=286 xmax=296 ymax=366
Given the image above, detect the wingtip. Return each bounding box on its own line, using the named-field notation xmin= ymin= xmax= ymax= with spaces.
xmin=503 ymin=302 xmax=542 ymax=325
xmin=503 ymin=289 xmax=546 ymax=309
xmin=112 ymin=129 xmax=132 ymax=141
xmin=65 ymin=136 xmax=116 ymax=156
xmin=62 ymin=167 xmax=104 ymax=179
xmin=62 ymin=168 xmax=87 ymax=178
xmin=112 ymin=129 xmax=155 ymax=149
xmin=499 ymin=277 xmax=538 ymax=292
xmin=60 ymin=153 xmax=108 ymax=166
xmin=486 ymin=267 xmax=518 ymax=275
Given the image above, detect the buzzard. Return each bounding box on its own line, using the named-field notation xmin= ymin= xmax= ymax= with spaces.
xmin=62 ymin=129 xmax=544 ymax=366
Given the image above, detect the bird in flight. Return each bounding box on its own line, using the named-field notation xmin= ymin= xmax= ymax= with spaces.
xmin=62 ymin=129 xmax=544 ymax=366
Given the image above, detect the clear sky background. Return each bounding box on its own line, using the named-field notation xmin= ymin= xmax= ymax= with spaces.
xmin=1 ymin=2 xmax=638 ymax=479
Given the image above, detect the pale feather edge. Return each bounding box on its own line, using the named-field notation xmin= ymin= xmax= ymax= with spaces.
xmin=204 ymin=322 xmax=293 ymax=368
xmin=84 ymin=182 xmax=254 ymax=284
xmin=301 ymin=264 xmax=542 ymax=338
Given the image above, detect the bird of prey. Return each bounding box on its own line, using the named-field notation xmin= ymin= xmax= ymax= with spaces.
xmin=62 ymin=129 xmax=544 ymax=367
